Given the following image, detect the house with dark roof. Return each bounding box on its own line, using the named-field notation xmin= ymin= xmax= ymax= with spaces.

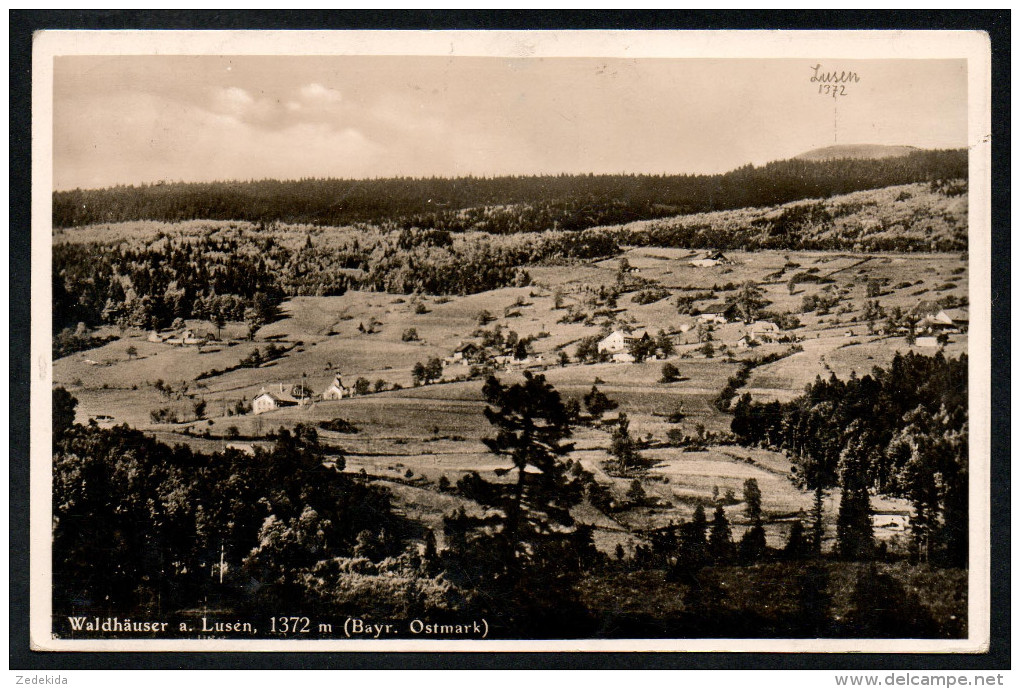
xmin=252 ymin=383 xmax=308 ymax=414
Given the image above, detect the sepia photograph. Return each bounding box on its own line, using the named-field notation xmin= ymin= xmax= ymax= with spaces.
xmin=29 ymin=29 xmax=992 ymax=653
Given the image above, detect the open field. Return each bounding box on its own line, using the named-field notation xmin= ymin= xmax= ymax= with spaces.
xmin=52 ymin=238 xmax=959 ymax=557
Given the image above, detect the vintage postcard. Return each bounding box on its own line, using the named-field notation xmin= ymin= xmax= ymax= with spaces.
xmin=30 ymin=29 xmax=992 ymax=652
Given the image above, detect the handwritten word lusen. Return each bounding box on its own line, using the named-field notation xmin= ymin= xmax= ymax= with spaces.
xmin=810 ymin=63 xmax=861 ymax=98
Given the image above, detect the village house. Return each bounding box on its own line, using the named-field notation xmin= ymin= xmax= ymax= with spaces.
xmin=251 ymin=383 xmax=309 ymax=415
xmin=164 ymin=329 xmax=207 ymax=347
xmin=872 ymin=511 xmax=911 ymax=532
xmin=146 ymin=330 xmax=168 ymax=343
xmin=597 ymin=329 xmax=651 ymax=355
xmin=749 ymin=320 xmax=781 ymax=341
xmin=445 ymin=341 xmax=482 ymax=366
xmin=689 ymin=250 xmax=731 ymax=268
xmin=697 ymin=303 xmax=730 ymax=325
xmin=925 ymin=308 xmax=969 ymax=333
xmin=321 ymin=375 xmax=351 ymax=400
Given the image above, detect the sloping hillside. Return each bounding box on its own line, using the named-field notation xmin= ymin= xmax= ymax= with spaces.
xmin=796 ymin=144 xmax=919 ymax=161
xmin=610 ymin=181 xmax=968 ymax=252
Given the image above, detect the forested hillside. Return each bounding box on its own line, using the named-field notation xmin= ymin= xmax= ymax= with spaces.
xmin=53 ymin=149 xmax=966 ymax=231
xmin=614 ymin=180 xmax=968 ymax=252
xmin=731 ymin=351 xmax=967 ymax=567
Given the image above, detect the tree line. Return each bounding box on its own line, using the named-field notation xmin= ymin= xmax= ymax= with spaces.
xmin=53 ymin=150 xmax=967 ymax=230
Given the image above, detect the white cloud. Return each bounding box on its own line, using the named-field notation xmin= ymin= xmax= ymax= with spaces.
xmin=213 ymin=86 xmax=255 ymax=116
xmin=54 ymin=91 xmax=386 ymax=188
xmin=299 ymin=82 xmax=342 ymax=105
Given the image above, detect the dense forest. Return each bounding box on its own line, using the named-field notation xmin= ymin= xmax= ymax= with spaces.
xmin=53 ymin=150 xmax=967 ymax=230
xmin=52 ymin=358 xmax=967 ymax=639
xmin=52 ymin=226 xmax=617 ymax=338
xmin=731 ymin=352 xmax=967 ymax=567
xmin=52 ymin=395 xmax=416 ymax=620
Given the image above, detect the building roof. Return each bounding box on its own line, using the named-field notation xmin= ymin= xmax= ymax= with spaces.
xmin=253 ymin=386 xmax=301 ymax=405
xmin=940 ymin=308 xmax=969 ymax=323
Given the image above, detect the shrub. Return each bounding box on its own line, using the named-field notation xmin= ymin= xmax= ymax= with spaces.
xmin=660 ymin=362 xmax=681 ymax=383
xmin=318 ymin=417 xmax=359 ymax=434
xmin=631 ymin=288 xmax=670 ymax=305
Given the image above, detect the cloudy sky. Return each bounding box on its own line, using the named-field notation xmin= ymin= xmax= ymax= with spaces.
xmin=52 ymin=56 xmax=968 ymax=190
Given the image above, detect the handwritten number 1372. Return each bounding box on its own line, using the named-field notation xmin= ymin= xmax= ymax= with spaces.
xmin=818 ymin=84 xmax=847 ymax=98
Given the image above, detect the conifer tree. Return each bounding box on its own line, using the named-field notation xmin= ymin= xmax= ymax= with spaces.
xmin=738 ymin=477 xmax=767 ymax=563
xmin=583 ymin=384 xmax=617 ymax=422
xmin=836 ymin=426 xmax=875 ymax=560
xmin=743 ymin=478 xmax=763 ymax=523
xmin=444 ymin=372 xmax=588 ymax=600
xmin=609 ymin=412 xmax=640 ymax=473
xmin=784 ymin=518 xmax=808 ymax=559
xmin=708 ymin=505 xmax=735 ymax=564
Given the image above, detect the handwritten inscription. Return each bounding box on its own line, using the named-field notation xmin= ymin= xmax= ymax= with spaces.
xmin=810 ymin=63 xmax=860 ymax=98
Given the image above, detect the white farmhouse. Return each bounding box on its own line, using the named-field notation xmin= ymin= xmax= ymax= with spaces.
xmin=597 ymin=329 xmax=652 ymax=355
xmin=932 ymin=308 xmax=969 ymax=332
xmin=597 ymin=330 xmax=629 ymax=354
xmin=321 ymin=375 xmax=351 ymax=400
xmin=252 ymin=383 xmax=306 ymax=414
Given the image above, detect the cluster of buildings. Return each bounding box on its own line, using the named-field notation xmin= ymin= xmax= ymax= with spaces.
xmin=251 ymin=374 xmax=354 ymax=414
xmin=147 ymin=329 xmax=209 ymax=346
xmin=913 ymin=307 xmax=969 ymax=347
xmin=443 ymin=341 xmax=543 ymax=370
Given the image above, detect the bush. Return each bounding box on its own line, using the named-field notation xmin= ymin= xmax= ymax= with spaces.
xmin=660 ymin=362 xmax=681 ymax=383
xmin=149 ymin=407 xmax=180 ymax=424
xmin=632 ymin=288 xmax=670 ymax=305
xmin=318 ymin=417 xmax=360 ymax=434
xmin=401 ymin=328 xmax=420 ymax=342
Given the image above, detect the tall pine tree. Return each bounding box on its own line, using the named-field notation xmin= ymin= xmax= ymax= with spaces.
xmin=444 ymin=372 xmax=591 ymax=632
xmin=835 ymin=425 xmax=875 ymax=560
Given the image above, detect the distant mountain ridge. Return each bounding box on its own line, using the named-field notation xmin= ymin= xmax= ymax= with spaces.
xmin=795 ymin=144 xmax=920 ymax=161
xmin=52 ymin=148 xmax=967 ymax=230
